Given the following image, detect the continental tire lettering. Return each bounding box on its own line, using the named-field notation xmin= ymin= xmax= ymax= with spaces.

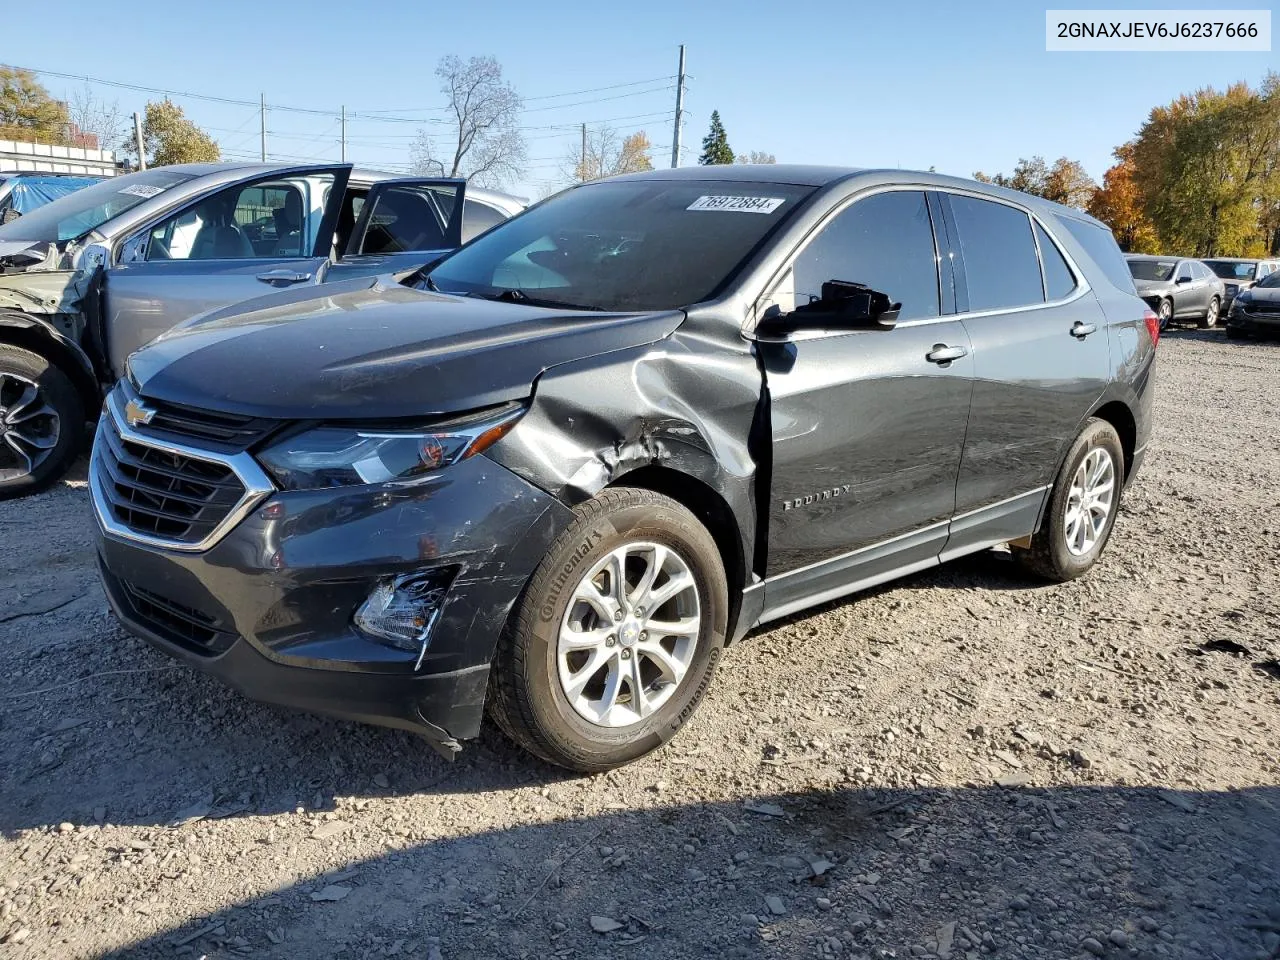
xmin=539 ymin=529 xmax=605 ymax=622
xmin=670 ymin=645 xmax=721 ymax=732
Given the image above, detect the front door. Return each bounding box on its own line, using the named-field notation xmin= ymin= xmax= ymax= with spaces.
xmin=102 ymin=165 xmax=350 ymax=377
xmin=758 ymin=189 xmax=974 ymax=619
xmin=938 ymin=193 xmax=1110 ymax=558
xmin=325 ymin=178 xmax=467 ymax=282
xmin=1173 ymin=260 xmax=1204 ymax=318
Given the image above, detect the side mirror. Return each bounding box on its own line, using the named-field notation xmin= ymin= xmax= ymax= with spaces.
xmin=757 ymin=280 xmax=901 ymax=338
xmin=1175 ymin=275 xmax=1192 ymax=284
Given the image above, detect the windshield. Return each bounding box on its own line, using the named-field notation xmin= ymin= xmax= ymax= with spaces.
xmin=422 ymin=179 xmax=816 ymax=311
xmin=1127 ymin=259 xmax=1176 ymax=282
xmin=0 ymin=169 xmax=192 ymax=243
xmin=1203 ymin=259 xmax=1256 ymax=281
xmin=1256 ymin=271 xmax=1280 ymax=289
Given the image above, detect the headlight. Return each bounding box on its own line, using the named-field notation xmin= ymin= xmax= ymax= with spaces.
xmin=258 ymin=403 xmax=524 ymax=491
xmin=1225 ymin=284 xmax=1239 ymax=295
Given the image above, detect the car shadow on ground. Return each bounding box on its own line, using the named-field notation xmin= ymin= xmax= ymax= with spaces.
xmin=1162 ymin=327 xmax=1279 ymax=347
xmin=1 ymin=547 xmax=1062 ymax=840
xmin=72 ymin=783 xmax=1280 ymax=959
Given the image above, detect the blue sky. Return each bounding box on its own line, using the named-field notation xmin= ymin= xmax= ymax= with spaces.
xmin=12 ymin=0 xmax=1277 ymax=199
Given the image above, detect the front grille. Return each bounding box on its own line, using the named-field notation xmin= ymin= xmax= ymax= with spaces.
xmin=119 ymin=385 xmax=276 ymax=451
xmin=122 ymin=581 xmax=221 ymax=649
xmin=105 ymin=567 xmax=234 ymax=656
xmin=95 ymin=418 xmax=248 ymax=545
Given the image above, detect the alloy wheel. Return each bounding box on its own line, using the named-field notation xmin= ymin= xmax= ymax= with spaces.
xmin=556 ymin=541 xmax=701 ymax=728
xmin=1158 ymin=300 xmax=1172 ymax=330
xmin=0 ymin=372 xmax=60 ymax=483
xmin=1063 ymin=447 xmax=1115 ymax=557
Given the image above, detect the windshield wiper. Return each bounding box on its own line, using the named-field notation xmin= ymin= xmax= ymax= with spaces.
xmin=471 ymin=289 xmax=605 ymax=311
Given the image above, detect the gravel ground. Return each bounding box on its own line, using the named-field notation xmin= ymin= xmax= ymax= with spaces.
xmin=2 ymin=329 xmax=1279 ymax=960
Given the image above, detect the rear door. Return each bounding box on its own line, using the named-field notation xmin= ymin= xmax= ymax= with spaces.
xmin=103 ymin=165 xmax=350 ymax=377
xmin=325 ymin=178 xmax=466 ymax=282
xmin=940 ymin=192 xmax=1109 ymax=558
xmin=758 ymin=188 xmax=974 ymax=619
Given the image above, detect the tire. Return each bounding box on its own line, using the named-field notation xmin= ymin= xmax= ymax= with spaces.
xmin=1156 ymin=299 xmax=1172 ymax=331
xmin=488 ymin=487 xmax=728 ymax=772
xmin=0 ymin=344 xmax=84 ymax=500
xmin=1013 ymin=418 xmax=1125 ymax=584
xmin=1199 ymin=296 xmax=1220 ymax=329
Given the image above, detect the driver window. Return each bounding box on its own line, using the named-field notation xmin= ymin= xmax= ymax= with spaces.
xmin=146 ymin=174 xmax=335 ymax=261
xmin=1175 ymin=262 xmax=1192 ymax=281
xmin=766 ymin=190 xmax=940 ymax=322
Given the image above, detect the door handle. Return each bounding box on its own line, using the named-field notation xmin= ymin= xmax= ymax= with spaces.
xmin=256 ymin=269 xmax=313 ymax=285
xmin=1070 ymin=321 xmax=1097 ymax=339
xmin=925 ymin=344 xmax=968 ymax=365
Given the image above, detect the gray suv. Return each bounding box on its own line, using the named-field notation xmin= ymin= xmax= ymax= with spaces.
xmin=91 ymin=166 xmax=1156 ymax=771
xmin=0 ymin=162 xmax=522 ymax=497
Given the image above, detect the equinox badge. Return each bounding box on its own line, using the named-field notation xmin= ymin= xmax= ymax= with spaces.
xmin=782 ymin=484 xmax=853 ymax=511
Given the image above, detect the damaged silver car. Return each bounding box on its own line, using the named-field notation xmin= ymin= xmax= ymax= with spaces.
xmin=0 ymin=162 xmax=523 ymax=496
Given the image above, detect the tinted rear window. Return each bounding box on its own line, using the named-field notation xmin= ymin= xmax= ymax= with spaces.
xmin=1060 ymin=217 xmax=1136 ymax=293
xmin=1035 ymin=222 xmax=1077 ymax=301
xmin=949 ymin=194 xmax=1044 ymax=312
xmin=1204 ymin=260 xmax=1255 ymax=280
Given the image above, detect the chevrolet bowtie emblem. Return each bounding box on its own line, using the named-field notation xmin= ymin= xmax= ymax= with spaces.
xmin=124 ymin=398 xmax=157 ymax=428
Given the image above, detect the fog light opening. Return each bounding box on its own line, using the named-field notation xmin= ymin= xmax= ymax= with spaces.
xmin=353 ymin=572 xmax=451 ymax=669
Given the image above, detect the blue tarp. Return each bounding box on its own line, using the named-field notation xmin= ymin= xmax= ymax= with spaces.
xmin=6 ymin=175 xmax=105 ymax=214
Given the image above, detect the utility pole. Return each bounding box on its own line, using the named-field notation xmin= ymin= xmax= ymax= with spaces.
xmin=132 ymin=112 xmax=146 ymax=170
xmin=581 ymin=123 xmax=587 ymax=182
xmin=260 ymin=93 xmax=267 ymax=162
xmin=340 ymin=105 xmax=347 ymax=163
xmin=670 ymin=44 xmax=686 ymax=169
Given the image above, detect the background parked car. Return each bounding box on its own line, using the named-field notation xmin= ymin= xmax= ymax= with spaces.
xmin=0 ymin=162 xmax=523 ymax=497
xmin=1125 ymin=254 xmax=1224 ymax=330
xmin=1202 ymin=257 xmax=1280 ymax=316
xmin=1225 ymin=268 xmax=1280 ymax=339
xmin=0 ymin=172 xmax=105 ymax=222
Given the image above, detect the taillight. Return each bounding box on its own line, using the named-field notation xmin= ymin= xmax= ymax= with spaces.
xmin=1143 ymin=308 xmax=1160 ymax=346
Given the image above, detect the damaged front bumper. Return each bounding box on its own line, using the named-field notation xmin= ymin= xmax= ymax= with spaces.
xmin=92 ymin=451 xmax=573 ymax=756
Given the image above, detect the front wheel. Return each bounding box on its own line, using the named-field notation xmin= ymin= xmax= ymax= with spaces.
xmin=0 ymin=345 xmax=84 ymax=500
xmin=1013 ymin=418 xmax=1124 ymax=583
xmin=488 ymin=487 xmax=728 ymax=771
xmin=1156 ymin=299 xmax=1173 ymax=331
xmin=1199 ymin=296 xmax=1220 ymax=329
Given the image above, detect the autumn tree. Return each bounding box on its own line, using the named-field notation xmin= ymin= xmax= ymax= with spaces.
xmin=567 ymin=126 xmax=653 ymax=182
xmin=1129 ymin=75 xmax=1280 ymax=257
xmin=410 ymin=55 xmax=526 ymax=187
xmin=133 ymin=99 xmax=219 ymax=166
xmin=699 ymin=110 xmax=734 ymax=165
xmin=0 ymin=67 xmax=69 ymax=145
xmin=1087 ymin=143 xmax=1160 ymax=252
xmin=975 ymin=156 xmax=1096 ymax=208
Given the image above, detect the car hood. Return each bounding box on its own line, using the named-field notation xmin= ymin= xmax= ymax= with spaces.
xmin=1241 ymin=287 xmax=1280 ymax=305
xmin=128 ymin=275 xmax=685 ymax=420
xmin=1131 ymin=278 xmax=1173 ymax=295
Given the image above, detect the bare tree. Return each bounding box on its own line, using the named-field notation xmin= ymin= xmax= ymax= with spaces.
xmin=409 ymin=55 xmax=525 ymax=187
xmin=68 ymin=85 xmax=125 ymax=151
xmin=563 ymin=125 xmax=654 ymax=183
xmin=736 ymin=150 xmax=777 ymax=165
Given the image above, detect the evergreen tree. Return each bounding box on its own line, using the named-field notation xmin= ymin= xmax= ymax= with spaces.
xmin=699 ymin=110 xmax=734 ymax=165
